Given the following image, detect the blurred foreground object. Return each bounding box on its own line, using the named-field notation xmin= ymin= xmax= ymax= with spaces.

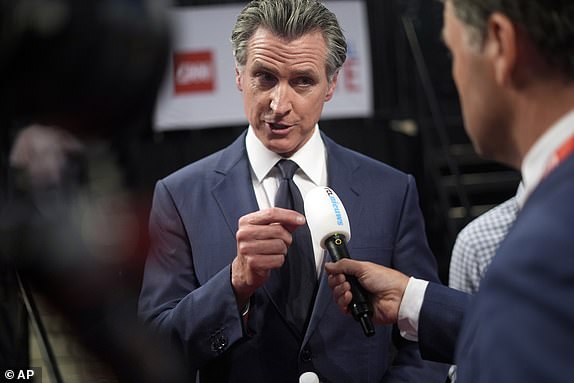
xmin=0 ymin=0 xmax=170 ymax=137
xmin=10 ymin=124 xmax=85 ymax=187
xmin=3 ymin=124 xmax=188 ymax=382
xmin=0 ymin=1 xmax=190 ymax=382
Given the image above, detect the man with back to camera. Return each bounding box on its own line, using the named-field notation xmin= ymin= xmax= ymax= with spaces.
xmin=326 ymin=0 xmax=574 ymax=381
xmin=138 ymin=0 xmax=448 ymax=382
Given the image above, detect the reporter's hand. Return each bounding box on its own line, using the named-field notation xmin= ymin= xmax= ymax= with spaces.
xmin=231 ymin=207 xmax=305 ymax=307
xmin=325 ymin=259 xmax=409 ymax=325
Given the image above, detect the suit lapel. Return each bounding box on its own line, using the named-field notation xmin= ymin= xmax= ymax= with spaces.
xmin=304 ymin=134 xmax=361 ymax=344
xmin=211 ymin=132 xmax=259 ymax=238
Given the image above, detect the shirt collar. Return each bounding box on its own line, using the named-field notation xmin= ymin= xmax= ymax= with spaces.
xmin=520 ymin=108 xmax=574 ymax=206
xmin=245 ymin=125 xmax=326 ymax=184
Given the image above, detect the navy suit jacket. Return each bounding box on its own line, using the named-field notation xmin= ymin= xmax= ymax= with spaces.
xmin=138 ymin=131 xmax=448 ymax=383
xmin=418 ymin=154 xmax=574 ymax=381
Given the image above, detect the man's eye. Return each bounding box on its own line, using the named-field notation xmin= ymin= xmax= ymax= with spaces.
xmin=293 ymin=77 xmax=314 ymax=87
xmin=255 ymin=72 xmax=276 ymax=85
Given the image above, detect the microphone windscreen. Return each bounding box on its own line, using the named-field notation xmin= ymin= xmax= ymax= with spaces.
xmin=304 ymin=186 xmax=351 ymax=248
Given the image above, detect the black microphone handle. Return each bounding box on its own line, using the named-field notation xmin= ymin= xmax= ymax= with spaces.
xmin=324 ymin=234 xmax=375 ymax=337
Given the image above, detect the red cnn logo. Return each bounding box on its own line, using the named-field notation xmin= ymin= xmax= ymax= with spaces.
xmin=173 ymin=51 xmax=215 ymax=94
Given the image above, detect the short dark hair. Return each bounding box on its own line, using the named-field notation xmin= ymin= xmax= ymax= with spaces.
xmin=449 ymin=0 xmax=574 ymax=78
xmin=231 ymin=0 xmax=347 ymax=80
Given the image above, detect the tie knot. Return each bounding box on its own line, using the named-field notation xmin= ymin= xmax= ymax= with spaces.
xmin=275 ymin=159 xmax=299 ymax=180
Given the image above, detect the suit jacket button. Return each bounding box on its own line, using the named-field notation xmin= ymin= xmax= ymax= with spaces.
xmin=211 ymin=332 xmax=228 ymax=353
xmin=301 ymin=347 xmax=312 ymax=362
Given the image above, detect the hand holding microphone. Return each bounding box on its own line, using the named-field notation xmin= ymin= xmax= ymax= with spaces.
xmin=304 ymin=187 xmax=375 ymax=337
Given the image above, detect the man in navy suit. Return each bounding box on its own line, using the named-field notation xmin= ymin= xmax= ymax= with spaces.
xmin=327 ymin=0 xmax=574 ymax=381
xmin=138 ymin=0 xmax=448 ymax=382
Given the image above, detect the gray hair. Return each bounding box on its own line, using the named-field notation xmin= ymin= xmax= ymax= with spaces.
xmin=448 ymin=0 xmax=574 ymax=79
xmin=231 ymin=0 xmax=347 ymax=80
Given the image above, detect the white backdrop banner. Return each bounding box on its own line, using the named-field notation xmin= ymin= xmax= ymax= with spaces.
xmin=154 ymin=1 xmax=372 ymax=131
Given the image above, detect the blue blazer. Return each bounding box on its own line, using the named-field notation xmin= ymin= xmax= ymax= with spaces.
xmin=418 ymin=155 xmax=574 ymax=381
xmin=138 ymin=131 xmax=448 ymax=383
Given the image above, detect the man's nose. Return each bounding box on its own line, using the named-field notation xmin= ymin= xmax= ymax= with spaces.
xmin=270 ymin=83 xmax=292 ymax=115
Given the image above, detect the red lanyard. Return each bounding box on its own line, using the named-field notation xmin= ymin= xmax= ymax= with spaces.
xmin=544 ymin=134 xmax=574 ymax=176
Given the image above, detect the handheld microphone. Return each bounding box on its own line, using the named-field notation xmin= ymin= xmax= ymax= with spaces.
xmin=304 ymin=187 xmax=375 ymax=337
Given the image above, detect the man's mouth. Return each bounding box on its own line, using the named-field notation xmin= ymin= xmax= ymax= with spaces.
xmin=267 ymin=122 xmax=293 ymax=131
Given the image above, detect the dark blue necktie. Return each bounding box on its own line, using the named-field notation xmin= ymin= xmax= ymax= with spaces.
xmin=274 ymin=159 xmax=317 ymax=333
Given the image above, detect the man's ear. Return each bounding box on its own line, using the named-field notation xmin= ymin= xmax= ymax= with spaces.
xmin=485 ymin=12 xmax=517 ymax=86
xmin=235 ymin=66 xmax=243 ymax=92
xmin=325 ymin=71 xmax=339 ymax=101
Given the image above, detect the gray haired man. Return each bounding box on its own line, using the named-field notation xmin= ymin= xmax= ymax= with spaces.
xmin=139 ymin=1 xmax=448 ymax=381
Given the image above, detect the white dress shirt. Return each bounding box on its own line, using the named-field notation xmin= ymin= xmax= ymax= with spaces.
xmin=245 ymin=125 xmax=328 ymax=276
xmin=398 ymin=108 xmax=574 ymax=341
